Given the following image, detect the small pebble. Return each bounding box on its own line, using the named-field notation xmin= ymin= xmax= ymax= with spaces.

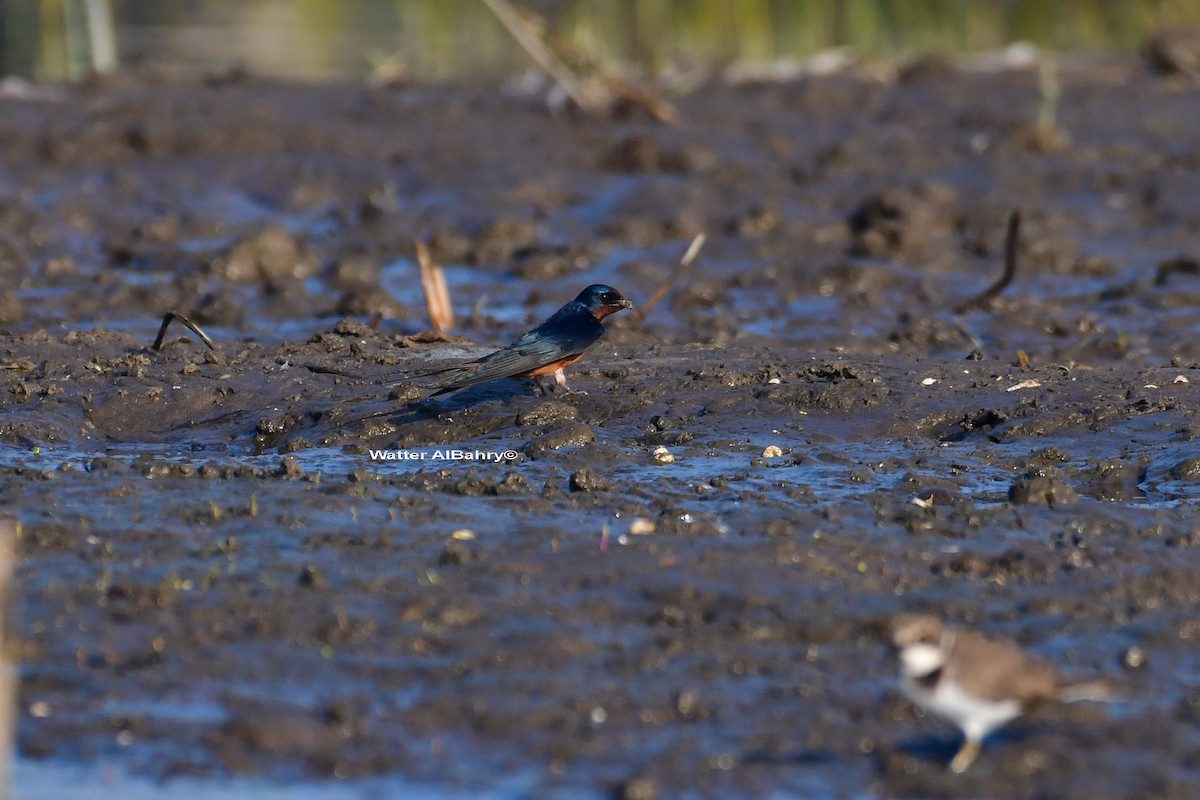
xmin=1123 ymin=646 xmax=1147 ymax=669
xmin=629 ymin=518 xmax=655 ymax=535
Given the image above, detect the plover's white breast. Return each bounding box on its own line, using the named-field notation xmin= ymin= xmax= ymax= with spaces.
xmin=920 ymin=678 xmax=1023 ymax=742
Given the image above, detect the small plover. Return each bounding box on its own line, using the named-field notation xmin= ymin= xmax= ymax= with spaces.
xmin=892 ymin=614 xmax=1114 ymax=773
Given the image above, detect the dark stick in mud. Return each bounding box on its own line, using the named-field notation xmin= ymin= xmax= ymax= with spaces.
xmin=1154 ymin=256 xmax=1200 ymax=286
xmin=955 ymin=210 xmax=1021 ymax=314
xmin=627 ymin=233 xmax=706 ymax=325
xmin=151 ymin=311 xmax=217 ymax=352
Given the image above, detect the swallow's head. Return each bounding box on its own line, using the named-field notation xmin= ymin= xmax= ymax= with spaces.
xmin=576 ymin=284 xmax=633 ymax=320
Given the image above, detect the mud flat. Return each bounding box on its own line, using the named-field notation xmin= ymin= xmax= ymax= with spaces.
xmin=3 ymin=56 xmax=1200 ymax=797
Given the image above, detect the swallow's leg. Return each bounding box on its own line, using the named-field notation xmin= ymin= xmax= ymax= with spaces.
xmin=949 ymin=736 xmax=981 ymax=774
xmin=552 ymin=367 xmax=587 ymax=396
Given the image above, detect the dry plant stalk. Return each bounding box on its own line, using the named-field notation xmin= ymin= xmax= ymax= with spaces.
xmin=628 ymin=233 xmax=706 ymax=324
xmin=604 ymin=73 xmax=679 ymax=125
xmin=481 ymin=0 xmax=600 ymax=113
xmin=1026 ymin=57 xmax=1067 ymax=152
xmin=414 ymin=239 xmax=454 ymax=339
xmin=481 ymin=0 xmax=678 ymax=124
xmin=151 ymin=311 xmax=217 ymax=352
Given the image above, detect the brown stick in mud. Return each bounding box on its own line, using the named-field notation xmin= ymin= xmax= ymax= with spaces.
xmin=151 ymin=311 xmax=217 ymax=352
xmin=415 ymin=239 xmax=454 ymax=337
xmin=955 ymin=210 xmax=1021 ymax=314
xmin=628 ymin=233 xmax=706 ymax=325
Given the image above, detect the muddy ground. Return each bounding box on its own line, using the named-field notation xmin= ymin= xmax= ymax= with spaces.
xmin=3 ymin=55 xmax=1200 ymax=798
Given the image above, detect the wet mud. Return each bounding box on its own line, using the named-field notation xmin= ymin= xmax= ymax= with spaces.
xmin=3 ymin=58 xmax=1200 ymax=797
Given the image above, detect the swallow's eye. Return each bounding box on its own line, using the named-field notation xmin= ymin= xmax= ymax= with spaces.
xmin=601 ymin=292 xmax=617 ymax=303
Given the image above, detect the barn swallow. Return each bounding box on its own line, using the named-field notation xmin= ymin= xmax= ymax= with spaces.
xmin=424 ymin=284 xmax=632 ymax=397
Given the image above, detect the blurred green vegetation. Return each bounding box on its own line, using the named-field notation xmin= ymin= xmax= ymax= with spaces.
xmin=4 ymin=0 xmax=1199 ymax=80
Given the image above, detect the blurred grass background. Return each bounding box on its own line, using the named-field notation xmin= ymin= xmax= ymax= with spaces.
xmin=4 ymin=0 xmax=1199 ymax=81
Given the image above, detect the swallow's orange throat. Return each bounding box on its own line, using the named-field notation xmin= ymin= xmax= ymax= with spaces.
xmin=592 ymin=304 xmax=625 ymax=321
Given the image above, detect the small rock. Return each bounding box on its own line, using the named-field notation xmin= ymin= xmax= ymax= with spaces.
xmin=389 ymin=383 xmax=425 ymax=403
xmin=220 ymin=226 xmax=316 ymax=283
xmin=331 ymin=318 xmax=376 ymax=338
xmin=0 ymin=289 xmax=24 ymax=325
xmin=525 ymin=423 xmax=595 ymax=459
xmin=277 ymin=456 xmax=303 ymax=479
xmin=517 ymin=401 xmax=579 ymax=426
xmin=675 ymin=690 xmax=701 ymax=719
xmin=1008 ymin=467 xmax=1079 ymax=507
xmin=569 ymin=466 xmax=608 ymax=492
xmin=1123 ymin=646 xmax=1147 ymax=670
xmin=426 ymin=599 xmax=482 ymax=628
xmin=616 ymin=776 xmax=659 ymax=800
xmin=297 ymin=565 xmax=326 ymax=589
xmin=652 ymin=446 xmax=675 ymax=464
xmin=1169 ymin=457 xmax=1200 ymax=481
xmin=438 ymin=541 xmax=477 ymax=567
xmin=628 ymin=518 xmax=655 ymax=535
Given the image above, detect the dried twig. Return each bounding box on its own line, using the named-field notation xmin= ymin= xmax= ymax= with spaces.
xmin=481 ymin=0 xmax=677 ymax=124
xmin=955 ymin=211 xmax=1020 ymax=314
xmin=1154 ymin=256 xmax=1200 ymax=287
xmin=604 ymin=73 xmax=679 ymax=125
xmin=151 ymin=311 xmax=216 ymax=352
xmin=481 ymin=0 xmax=601 ymax=114
xmin=628 ymin=233 xmax=706 ymax=325
xmin=415 ymin=239 xmax=454 ymax=339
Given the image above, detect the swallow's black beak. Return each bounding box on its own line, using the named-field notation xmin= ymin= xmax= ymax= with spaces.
xmin=618 ymin=298 xmax=633 ymax=309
